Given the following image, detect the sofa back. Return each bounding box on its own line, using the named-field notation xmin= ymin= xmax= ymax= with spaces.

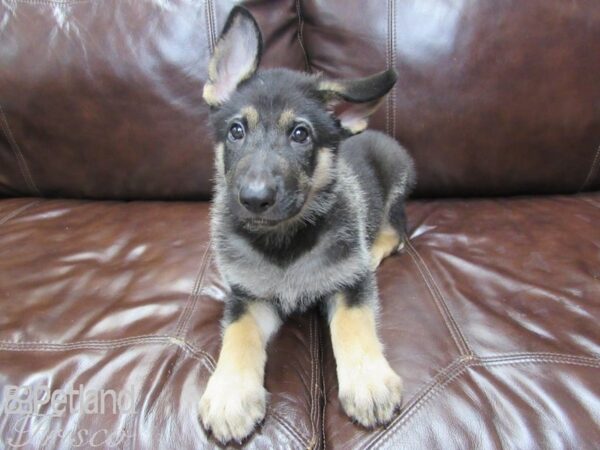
xmin=1 ymin=0 xmax=599 ymax=200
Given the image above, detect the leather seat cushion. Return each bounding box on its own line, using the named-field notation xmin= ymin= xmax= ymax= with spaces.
xmin=0 ymin=194 xmax=598 ymax=448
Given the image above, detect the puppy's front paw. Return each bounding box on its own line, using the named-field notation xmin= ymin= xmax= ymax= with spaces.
xmin=338 ymin=358 xmax=403 ymax=428
xmin=199 ymin=370 xmax=267 ymax=444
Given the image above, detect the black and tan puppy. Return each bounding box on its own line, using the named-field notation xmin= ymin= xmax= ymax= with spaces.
xmin=199 ymin=7 xmax=416 ymax=444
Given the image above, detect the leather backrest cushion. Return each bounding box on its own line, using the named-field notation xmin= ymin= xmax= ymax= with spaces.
xmin=0 ymin=0 xmax=306 ymax=199
xmin=301 ymin=0 xmax=600 ymax=197
xmin=1 ymin=0 xmax=599 ymax=199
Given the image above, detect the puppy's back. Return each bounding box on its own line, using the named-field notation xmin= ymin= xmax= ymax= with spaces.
xmin=341 ymin=130 xmax=415 ymax=204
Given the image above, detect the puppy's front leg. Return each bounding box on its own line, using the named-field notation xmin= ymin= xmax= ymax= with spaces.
xmin=199 ymin=301 xmax=280 ymax=444
xmin=329 ymin=276 xmax=403 ymax=427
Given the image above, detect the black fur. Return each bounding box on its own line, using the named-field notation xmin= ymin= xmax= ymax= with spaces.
xmin=199 ymin=8 xmax=415 ymax=443
xmin=205 ymin=6 xmax=416 ymax=317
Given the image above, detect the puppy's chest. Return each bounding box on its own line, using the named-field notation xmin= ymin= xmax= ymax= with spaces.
xmin=217 ymin=233 xmax=366 ymax=314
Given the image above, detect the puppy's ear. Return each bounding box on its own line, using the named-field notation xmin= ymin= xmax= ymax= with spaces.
xmin=203 ymin=7 xmax=262 ymax=106
xmin=318 ymin=69 xmax=397 ymax=134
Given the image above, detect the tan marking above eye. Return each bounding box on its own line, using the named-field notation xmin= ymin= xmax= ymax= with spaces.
xmin=241 ymin=106 xmax=259 ymax=129
xmin=277 ymin=109 xmax=296 ymax=129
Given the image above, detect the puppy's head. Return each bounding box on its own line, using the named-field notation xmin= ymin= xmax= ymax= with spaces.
xmin=205 ymin=7 xmax=396 ymax=231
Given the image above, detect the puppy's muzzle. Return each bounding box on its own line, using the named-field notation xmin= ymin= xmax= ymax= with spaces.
xmin=239 ymin=180 xmax=277 ymax=214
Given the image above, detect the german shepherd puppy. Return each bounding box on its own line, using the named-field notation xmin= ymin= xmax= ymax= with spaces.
xmin=199 ymin=7 xmax=416 ymax=444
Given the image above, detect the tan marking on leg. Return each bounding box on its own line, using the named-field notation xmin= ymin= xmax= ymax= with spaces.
xmin=199 ymin=304 xmax=274 ymax=443
xmin=370 ymin=224 xmax=401 ymax=269
xmin=330 ymin=294 xmax=403 ymax=427
xmin=277 ymin=108 xmax=295 ymax=130
xmin=241 ymin=106 xmax=259 ymax=130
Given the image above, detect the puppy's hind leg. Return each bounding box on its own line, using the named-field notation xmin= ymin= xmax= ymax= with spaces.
xmin=370 ymin=197 xmax=407 ymax=269
xmin=328 ymin=275 xmax=403 ymax=427
xmin=370 ymin=224 xmax=401 ymax=270
xmin=199 ymin=301 xmax=281 ymax=444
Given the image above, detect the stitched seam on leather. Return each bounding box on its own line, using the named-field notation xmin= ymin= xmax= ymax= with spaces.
xmin=205 ymin=0 xmax=216 ymax=53
xmin=363 ymin=357 xmax=471 ymax=449
xmin=180 ymin=339 xmax=216 ymax=370
xmin=210 ymin=0 xmax=217 ymax=50
xmin=271 ymin=411 xmax=309 ymax=448
xmin=312 ymin=314 xmax=324 ymax=450
xmin=173 ymin=242 xmax=212 ymax=339
xmin=177 ymin=249 xmax=214 ymax=341
xmin=0 ymin=104 xmax=40 ymax=195
xmin=173 ymin=261 xmax=204 ymax=336
xmin=308 ymin=315 xmax=318 ymax=449
xmin=385 ymin=0 xmax=392 ymax=135
xmin=0 ymin=200 xmax=41 ymax=226
xmin=296 ymin=0 xmax=311 ymax=72
xmin=320 ymin=317 xmax=327 ymax=450
xmin=480 ymin=353 xmax=600 ymax=367
xmin=3 ymin=0 xmax=98 ymax=5
xmin=367 ymin=354 xmax=600 ymax=449
xmin=0 ymin=335 xmax=169 ymax=348
xmin=579 ymin=143 xmax=600 ymax=192
xmin=483 ymin=352 xmax=600 ymax=365
xmin=0 ymin=335 xmax=217 ymax=367
xmin=405 ymin=241 xmax=472 ymax=355
xmin=390 ymin=0 xmax=396 ymax=139
xmin=409 ymin=242 xmax=475 ymax=353
xmin=204 ymin=0 xmax=213 ymax=54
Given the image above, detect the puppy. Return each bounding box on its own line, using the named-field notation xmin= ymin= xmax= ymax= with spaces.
xmin=199 ymin=7 xmax=416 ymax=444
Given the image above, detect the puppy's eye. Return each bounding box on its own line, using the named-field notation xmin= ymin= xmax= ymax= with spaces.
xmin=291 ymin=125 xmax=310 ymax=144
xmin=228 ymin=122 xmax=245 ymax=141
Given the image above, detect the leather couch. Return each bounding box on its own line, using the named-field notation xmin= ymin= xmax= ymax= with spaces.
xmin=1 ymin=1 xmax=599 ymax=448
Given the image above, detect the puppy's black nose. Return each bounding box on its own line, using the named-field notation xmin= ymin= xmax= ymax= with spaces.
xmin=239 ymin=183 xmax=276 ymax=214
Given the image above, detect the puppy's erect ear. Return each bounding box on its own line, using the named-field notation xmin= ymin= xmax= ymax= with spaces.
xmin=203 ymin=7 xmax=262 ymax=106
xmin=318 ymin=69 xmax=397 ymax=134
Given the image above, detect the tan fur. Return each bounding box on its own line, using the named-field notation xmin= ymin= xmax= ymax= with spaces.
xmin=241 ymin=106 xmax=259 ymax=129
xmin=370 ymin=224 xmax=401 ymax=269
xmin=207 ymin=45 xmax=221 ymax=82
xmin=277 ymin=108 xmax=295 ymax=129
xmin=330 ymin=297 xmax=382 ymax=361
xmin=347 ymin=119 xmax=368 ymax=134
xmin=214 ymin=143 xmax=225 ymax=178
xmin=215 ymin=312 xmax=266 ymax=374
xmin=330 ymin=294 xmax=403 ymax=427
xmin=199 ymin=307 xmax=268 ymax=443
xmin=202 ymin=82 xmax=220 ymax=106
xmin=311 ymin=147 xmax=334 ymax=191
xmin=318 ymin=80 xmax=345 ymax=95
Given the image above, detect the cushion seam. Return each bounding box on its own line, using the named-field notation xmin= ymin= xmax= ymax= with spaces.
xmin=0 ymin=104 xmax=40 ymax=195
xmin=270 ymin=411 xmax=310 ymax=448
xmin=296 ymin=0 xmax=312 ymax=72
xmin=0 ymin=335 xmax=217 ymax=369
xmin=390 ymin=0 xmax=397 ymax=139
xmin=385 ymin=0 xmax=392 ymax=135
xmin=205 ymin=0 xmax=216 ymax=53
xmin=405 ymin=240 xmax=473 ymax=355
xmin=579 ymin=142 xmax=600 ymax=192
xmin=320 ymin=316 xmax=327 ymax=450
xmin=365 ymin=354 xmax=600 ymax=449
xmin=173 ymin=241 xmax=212 ymax=339
xmin=308 ymin=314 xmax=318 ymax=449
xmin=0 ymin=199 xmax=41 ymax=226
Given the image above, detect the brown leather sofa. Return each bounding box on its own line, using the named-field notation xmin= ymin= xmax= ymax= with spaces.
xmin=1 ymin=1 xmax=599 ymax=449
